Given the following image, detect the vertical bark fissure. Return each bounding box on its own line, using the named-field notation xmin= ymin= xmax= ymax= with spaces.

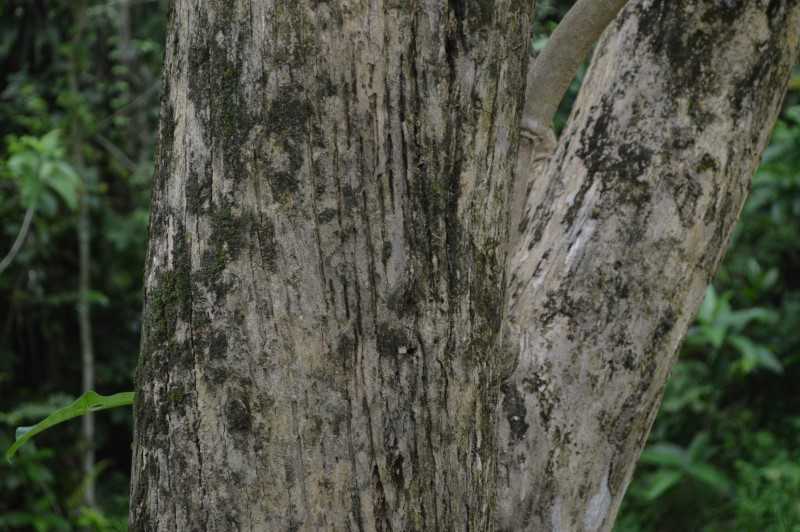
xmin=133 ymin=0 xmax=533 ymax=529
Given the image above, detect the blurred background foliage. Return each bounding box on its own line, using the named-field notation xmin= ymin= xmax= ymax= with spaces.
xmin=0 ymin=0 xmax=165 ymax=529
xmin=0 ymin=1 xmax=798 ymax=530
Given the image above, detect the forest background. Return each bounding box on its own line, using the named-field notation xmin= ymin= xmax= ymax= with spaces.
xmin=1 ymin=1 xmax=799 ymax=530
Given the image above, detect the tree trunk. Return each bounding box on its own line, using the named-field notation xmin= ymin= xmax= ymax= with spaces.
xmin=498 ymin=1 xmax=799 ymax=529
xmin=130 ymin=1 xmax=800 ymax=531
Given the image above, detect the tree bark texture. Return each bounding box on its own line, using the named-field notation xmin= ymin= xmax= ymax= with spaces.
xmin=499 ymin=1 xmax=799 ymax=530
xmin=130 ymin=1 xmax=800 ymax=531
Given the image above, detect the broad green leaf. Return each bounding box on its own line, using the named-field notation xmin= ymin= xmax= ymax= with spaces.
xmin=0 ymin=393 xmax=74 ymax=425
xmin=5 ymin=391 xmax=134 ymax=462
xmin=17 ymin=174 xmax=43 ymax=209
xmin=43 ymin=173 xmax=79 ymax=210
xmin=37 ymin=191 xmax=58 ymax=216
xmin=86 ymin=290 xmax=110 ymax=306
xmin=641 ymin=441 xmax=731 ymax=496
xmin=729 ymin=335 xmax=783 ymax=374
xmin=14 ymin=426 xmax=33 ymax=440
xmin=687 ymin=432 xmax=713 ymax=460
xmin=754 ymin=348 xmax=783 ymax=374
xmin=42 ymin=160 xmax=81 ymax=211
xmin=784 ymin=104 xmax=800 ymax=120
xmin=705 ymin=326 xmax=727 ymax=349
xmin=761 ymin=268 xmax=779 ymax=290
xmin=697 ymin=286 xmax=718 ymax=323
xmin=639 ymin=444 xmax=689 ymax=469
xmin=641 ymin=469 xmax=683 ymax=501
xmin=38 ymin=129 xmax=62 ymax=154
xmin=684 ymin=462 xmax=733 ymax=495
xmin=721 ymin=308 xmax=778 ymax=331
xmin=7 ymin=151 xmax=38 ymax=180
xmin=53 ymin=160 xmax=80 ymax=184
xmin=532 ymin=36 xmax=549 ymax=51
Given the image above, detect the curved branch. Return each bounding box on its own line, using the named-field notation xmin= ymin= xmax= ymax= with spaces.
xmin=523 ymin=0 xmax=630 ymax=127
xmin=0 ymin=204 xmax=35 ymax=276
xmin=509 ymin=0 xmax=630 ymax=254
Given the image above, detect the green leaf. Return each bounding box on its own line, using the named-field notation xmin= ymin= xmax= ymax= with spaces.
xmin=639 ymin=444 xmax=689 ymax=469
xmin=14 ymin=426 xmax=33 ymax=440
xmin=641 ymin=469 xmax=683 ymax=501
xmin=86 ymin=290 xmax=110 ymax=306
xmin=0 ymin=393 xmax=74 ymax=425
xmin=697 ymin=286 xmax=718 ymax=323
xmin=41 ymin=160 xmax=81 ymax=210
xmin=5 ymin=391 xmax=134 ymax=463
xmin=532 ymin=36 xmax=549 ymax=51
xmin=705 ymin=326 xmax=727 ymax=349
xmin=722 ymin=308 xmax=778 ymax=331
xmin=729 ymin=335 xmax=783 ymax=374
xmin=640 ymin=441 xmax=732 ymax=497
xmin=44 ymin=173 xmax=78 ymax=211
xmin=687 ymin=432 xmax=713 ymax=461
xmin=38 ymin=129 xmax=62 ymax=154
xmin=684 ymin=462 xmax=733 ymax=495
xmin=7 ymin=151 xmax=38 ymax=180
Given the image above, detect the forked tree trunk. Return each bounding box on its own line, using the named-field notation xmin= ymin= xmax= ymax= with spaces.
xmin=130 ymin=1 xmax=800 ymax=530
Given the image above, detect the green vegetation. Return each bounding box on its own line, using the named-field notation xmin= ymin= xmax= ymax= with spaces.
xmin=0 ymin=0 xmax=164 ymax=528
xmin=1 ymin=1 xmax=798 ymax=530
xmin=6 ymin=392 xmax=133 ymax=463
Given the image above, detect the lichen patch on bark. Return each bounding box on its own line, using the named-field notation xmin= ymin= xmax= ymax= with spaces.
xmin=131 ymin=1 xmax=800 ymax=531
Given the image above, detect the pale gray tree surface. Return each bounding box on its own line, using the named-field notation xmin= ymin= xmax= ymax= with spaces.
xmin=130 ymin=1 xmax=800 ymax=530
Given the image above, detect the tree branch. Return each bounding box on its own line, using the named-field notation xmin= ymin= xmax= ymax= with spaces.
xmin=0 ymin=204 xmax=35 ymax=276
xmin=497 ymin=1 xmax=800 ymax=526
xmin=509 ymin=0 xmax=630 ymax=254
xmin=523 ymin=0 xmax=630 ymax=127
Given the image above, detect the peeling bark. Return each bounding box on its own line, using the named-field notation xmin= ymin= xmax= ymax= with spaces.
xmin=130 ymin=1 xmax=800 ymax=531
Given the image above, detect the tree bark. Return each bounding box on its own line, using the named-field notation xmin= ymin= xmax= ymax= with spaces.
xmin=130 ymin=1 xmax=800 ymax=531
xmin=499 ymin=1 xmax=799 ymax=529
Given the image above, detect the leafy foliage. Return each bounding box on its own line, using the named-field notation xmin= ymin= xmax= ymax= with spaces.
xmin=6 ymin=391 xmax=134 ymax=463
xmin=4 ymin=130 xmax=81 ymax=211
xmin=0 ymin=0 xmax=165 ymax=528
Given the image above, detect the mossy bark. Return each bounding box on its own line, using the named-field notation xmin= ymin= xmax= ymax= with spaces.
xmin=499 ymin=1 xmax=800 ymax=530
xmin=132 ymin=1 xmax=533 ymax=530
xmin=130 ymin=1 xmax=800 ymax=531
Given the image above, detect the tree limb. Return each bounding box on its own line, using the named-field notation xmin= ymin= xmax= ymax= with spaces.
xmin=0 ymin=204 xmax=35 ymax=276
xmin=498 ymin=1 xmax=800 ymax=527
xmin=523 ymin=0 xmax=630 ymax=127
xmin=509 ymin=0 xmax=630 ymax=254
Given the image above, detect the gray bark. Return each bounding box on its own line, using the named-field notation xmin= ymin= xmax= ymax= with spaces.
xmin=130 ymin=1 xmax=800 ymax=531
xmin=499 ymin=1 xmax=799 ymax=529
